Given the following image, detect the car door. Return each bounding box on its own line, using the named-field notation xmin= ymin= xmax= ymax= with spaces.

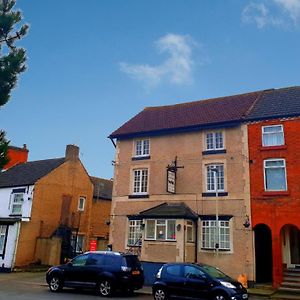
xmin=83 ymin=253 xmax=104 ymax=287
xmin=163 ymin=264 xmax=186 ymax=297
xmin=183 ymin=265 xmax=211 ymax=299
xmin=64 ymin=253 xmax=89 ymax=287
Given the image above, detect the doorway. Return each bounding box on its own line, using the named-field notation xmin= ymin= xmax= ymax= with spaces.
xmin=254 ymin=224 xmax=273 ymax=283
xmin=282 ymin=225 xmax=300 ymax=268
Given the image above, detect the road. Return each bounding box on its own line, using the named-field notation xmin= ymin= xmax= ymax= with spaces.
xmin=0 ymin=272 xmax=270 ymax=300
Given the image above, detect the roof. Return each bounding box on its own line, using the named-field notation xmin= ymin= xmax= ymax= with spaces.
xmin=109 ymin=90 xmax=263 ymax=138
xmin=0 ymin=158 xmax=65 ymax=188
xmin=133 ymin=202 xmax=198 ymax=220
xmin=90 ymin=176 xmax=113 ymax=200
xmin=246 ymin=86 xmax=300 ymax=121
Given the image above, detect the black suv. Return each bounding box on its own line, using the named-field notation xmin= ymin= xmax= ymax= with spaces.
xmin=46 ymin=251 xmax=144 ymax=296
xmin=152 ymin=263 xmax=248 ymax=300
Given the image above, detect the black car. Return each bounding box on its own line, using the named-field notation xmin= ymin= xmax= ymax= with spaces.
xmin=46 ymin=251 xmax=144 ymax=296
xmin=152 ymin=263 xmax=248 ymax=300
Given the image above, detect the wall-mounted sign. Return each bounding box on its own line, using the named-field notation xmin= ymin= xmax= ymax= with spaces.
xmin=167 ymin=169 xmax=176 ymax=194
xmin=89 ymin=239 xmax=97 ymax=251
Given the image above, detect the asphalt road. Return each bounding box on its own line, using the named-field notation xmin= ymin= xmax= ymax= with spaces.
xmin=0 ymin=272 xmax=270 ymax=300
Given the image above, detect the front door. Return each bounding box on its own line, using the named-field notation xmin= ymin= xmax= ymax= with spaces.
xmin=283 ymin=226 xmax=300 ymax=268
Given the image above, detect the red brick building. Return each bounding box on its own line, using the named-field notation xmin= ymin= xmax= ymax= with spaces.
xmin=247 ymin=87 xmax=300 ymax=288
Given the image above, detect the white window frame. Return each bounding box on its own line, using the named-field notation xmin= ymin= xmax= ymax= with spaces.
xmin=133 ymin=169 xmax=148 ymax=195
xmin=145 ymin=219 xmax=176 ymax=241
xmin=127 ymin=220 xmax=142 ymax=246
xmin=262 ymin=125 xmax=284 ymax=147
xmin=264 ymin=158 xmax=287 ymax=191
xmin=134 ymin=139 xmax=150 ymax=157
xmin=206 ymin=164 xmax=225 ymax=192
xmin=78 ymin=196 xmax=85 ymax=211
xmin=205 ymin=131 xmax=224 ymax=151
xmin=0 ymin=225 xmax=8 ymax=256
xmin=11 ymin=193 xmax=24 ymax=215
xmin=186 ymin=221 xmax=194 ymax=242
xmin=201 ymin=220 xmax=230 ymax=251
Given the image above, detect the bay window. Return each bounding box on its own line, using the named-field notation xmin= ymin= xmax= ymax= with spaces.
xmin=128 ymin=220 xmax=142 ymax=246
xmin=145 ymin=219 xmax=176 ymax=241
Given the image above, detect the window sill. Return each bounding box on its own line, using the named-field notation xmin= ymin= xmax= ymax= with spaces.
xmin=9 ymin=214 xmax=22 ymax=217
xmin=128 ymin=194 xmax=149 ymax=199
xmin=202 ymin=149 xmax=226 ymax=155
xmin=144 ymin=239 xmax=177 ymax=242
xmin=132 ymin=155 xmax=150 ymax=161
xmin=202 ymin=192 xmax=228 ymax=197
xmin=260 ymin=145 xmax=287 ymax=151
xmin=262 ymin=191 xmax=290 ymax=197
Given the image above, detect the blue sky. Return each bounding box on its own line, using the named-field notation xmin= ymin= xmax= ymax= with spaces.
xmin=1 ymin=0 xmax=300 ymax=179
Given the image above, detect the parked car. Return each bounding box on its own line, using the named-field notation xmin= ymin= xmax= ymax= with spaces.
xmin=46 ymin=251 xmax=144 ymax=296
xmin=152 ymin=262 xmax=248 ymax=300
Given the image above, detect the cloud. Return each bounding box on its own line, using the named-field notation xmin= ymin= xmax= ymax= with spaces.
xmin=242 ymin=0 xmax=300 ymax=28
xmin=120 ymin=33 xmax=195 ymax=87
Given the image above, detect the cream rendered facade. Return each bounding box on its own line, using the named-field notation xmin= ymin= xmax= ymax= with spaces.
xmin=110 ymin=124 xmax=254 ymax=281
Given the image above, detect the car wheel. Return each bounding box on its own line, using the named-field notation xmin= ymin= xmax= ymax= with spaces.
xmin=48 ymin=275 xmax=62 ymax=292
xmin=212 ymin=292 xmax=228 ymax=300
xmin=98 ymin=279 xmax=114 ymax=297
xmin=153 ymin=287 xmax=168 ymax=300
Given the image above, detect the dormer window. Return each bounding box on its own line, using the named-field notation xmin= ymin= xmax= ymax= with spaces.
xmin=206 ymin=132 xmax=224 ymax=151
xmin=133 ymin=139 xmax=150 ymax=159
xmin=262 ymin=125 xmax=284 ymax=147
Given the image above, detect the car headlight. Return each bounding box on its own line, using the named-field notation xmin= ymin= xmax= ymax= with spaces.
xmin=220 ymin=281 xmax=236 ymax=289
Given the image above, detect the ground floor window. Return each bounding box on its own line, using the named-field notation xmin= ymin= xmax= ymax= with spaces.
xmin=201 ymin=220 xmax=230 ymax=250
xmin=0 ymin=225 xmax=8 ymax=257
xmin=128 ymin=220 xmax=142 ymax=246
xmin=145 ymin=219 xmax=176 ymax=241
xmin=186 ymin=221 xmax=194 ymax=242
xmin=71 ymin=234 xmax=85 ymax=253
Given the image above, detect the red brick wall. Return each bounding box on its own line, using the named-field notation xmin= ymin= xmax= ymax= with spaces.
xmin=248 ymin=118 xmax=300 ymax=287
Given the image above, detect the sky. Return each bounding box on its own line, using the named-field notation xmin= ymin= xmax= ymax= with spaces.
xmin=1 ymin=0 xmax=300 ymax=179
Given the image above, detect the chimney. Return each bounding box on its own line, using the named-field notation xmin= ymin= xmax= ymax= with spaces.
xmin=65 ymin=144 xmax=79 ymax=160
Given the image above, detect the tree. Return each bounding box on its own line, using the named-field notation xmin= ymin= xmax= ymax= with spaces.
xmin=0 ymin=0 xmax=29 ymax=107
xmin=0 ymin=0 xmax=29 ymax=169
xmin=0 ymin=130 xmax=9 ymax=170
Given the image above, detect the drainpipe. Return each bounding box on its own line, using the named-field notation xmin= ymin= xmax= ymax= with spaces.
xmin=195 ymin=218 xmax=198 ymax=263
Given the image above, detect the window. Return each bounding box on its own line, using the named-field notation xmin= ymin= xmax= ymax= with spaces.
xmin=262 ymin=125 xmax=284 ymax=147
xmin=264 ymin=159 xmax=287 ymax=191
xmin=206 ymin=132 xmax=224 ymax=150
xmin=206 ymin=164 xmax=224 ymax=192
xmin=201 ymin=220 xmax=230 ymax=250
xmin=0 ymin=225 xmax=8 ymax=256
xmin=186 ymin=221 xmax=194 ymax=242
xmin=11 ymin=193 xmax=24 ymax=215
xmin=71 ymin=234 xmax=85 ymax=253
xmin=78 ymin=196 xmax=85 ymax=211
xmin=133 ymin=169 xmax=148 ymax=194
xmin=184 ymin=265 xmax=207 ymax=279
xmin=134 ymin=139 xmax=150 ymax=157
xmin=71 ymin=253 xmax=88 ymax=266
xmin=145 ymin=219 xmax=176 ymax=241
xmin=128 ymin=220 xmax=142 ymax=246
xmin=166 ymin=265 xmax=181 ymax=276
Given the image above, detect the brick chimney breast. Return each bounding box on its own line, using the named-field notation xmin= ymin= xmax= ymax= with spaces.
xmin=65 ymin=144 xmax=79 ymax=160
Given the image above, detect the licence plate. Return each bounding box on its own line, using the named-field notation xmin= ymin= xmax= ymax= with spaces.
xmin=132 ymin=270 xmax=140 ymax=275
xmin=242 ymin=294 xmax=248 ymax=299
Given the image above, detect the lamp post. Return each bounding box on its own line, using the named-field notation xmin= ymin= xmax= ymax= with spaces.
xmin=211 ymin=167 xmax=219 ymax=253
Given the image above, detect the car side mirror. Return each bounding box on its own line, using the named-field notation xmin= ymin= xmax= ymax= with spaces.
xmin=67 ymin=262 xmax=73 ymax=267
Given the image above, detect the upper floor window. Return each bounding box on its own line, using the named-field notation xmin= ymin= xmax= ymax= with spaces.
xmin=145 ymin=219 xmax=176 ymax=241
xmin=133 ymin=169 xmax=148 ymax=194
xmin=128 ymin=220 xmax=142 ymax=246
xmin=134 ymin=139 xmax=150 ymax=157
xmin=206 ymin=164 xmax=225 ymax=192
xmin=11 ymin=193 xmax=24 ymax=215
xmin=262 ymin=125 xmax=284 ymax=147
xmin=78 ymin=196 xmax=85 ymax=211
xmin=206 ymin=132 xmax=224 ymax=150
xmin=201 ymin=220 xmax=230 ymax=251
xmin=264 ymin=159 xmax=287 ymax=191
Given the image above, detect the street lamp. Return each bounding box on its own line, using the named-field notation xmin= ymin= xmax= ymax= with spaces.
xmin=210 ymin=167 xmax=219 ymax=252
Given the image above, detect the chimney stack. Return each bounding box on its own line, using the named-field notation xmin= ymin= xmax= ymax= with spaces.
xmin=65 ymin=144 xmax=79 ymax=160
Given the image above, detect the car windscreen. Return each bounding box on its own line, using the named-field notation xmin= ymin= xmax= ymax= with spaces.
xmin=201 ymin=265 xmax=228 ymax=279
xmin=123 ymin=255 xmax=141 ymax=267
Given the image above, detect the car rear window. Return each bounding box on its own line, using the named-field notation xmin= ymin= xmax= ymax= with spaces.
xmin=123 ymin=255 xmax=141 ymax=267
